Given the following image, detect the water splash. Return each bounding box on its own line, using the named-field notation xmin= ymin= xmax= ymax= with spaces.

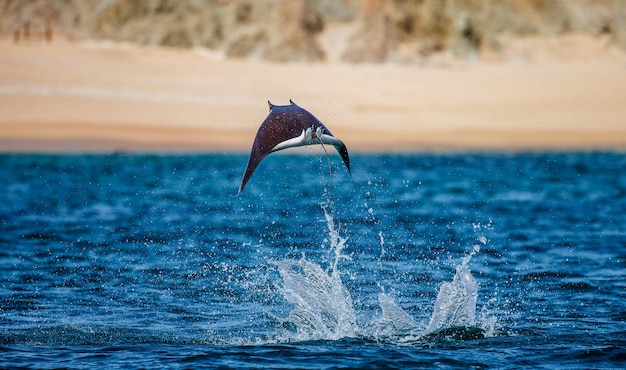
xmin=272 ymin=206 xmax=496 ymax=343
xmin=275 ymin=258 xmax=358 ymax=341
xmin=364 ymin=292 xmax=423 ymax=340
xmin=274 ymin=203 xmax=357 ymax=341
xmin=425 ymin=245 xmax=479 ymax=335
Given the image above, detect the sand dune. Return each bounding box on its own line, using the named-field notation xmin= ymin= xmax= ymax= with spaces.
xmin=1 ymin=39 xmax=625 ymax=152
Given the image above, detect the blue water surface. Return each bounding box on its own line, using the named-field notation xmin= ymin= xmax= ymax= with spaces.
xmin=1 ymin=152 xmax=625 ymax=368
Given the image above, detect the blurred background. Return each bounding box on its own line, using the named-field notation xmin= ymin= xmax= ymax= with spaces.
xmin=1 ymin=0 xmax=625 ymax=151
xmin=3 ymin=0 xmax=626 ymax=62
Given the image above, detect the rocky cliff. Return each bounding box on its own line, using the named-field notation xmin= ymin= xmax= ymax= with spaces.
xmin=2 ymin=0 xmax=625 ymax=62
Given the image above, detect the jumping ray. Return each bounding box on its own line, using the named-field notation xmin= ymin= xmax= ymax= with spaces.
xmin=239 ymin=100 xmax=351 ymax=193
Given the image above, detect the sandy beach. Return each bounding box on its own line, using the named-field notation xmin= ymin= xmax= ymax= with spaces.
xmin=1 ymin=38 xmax=625 ymax=152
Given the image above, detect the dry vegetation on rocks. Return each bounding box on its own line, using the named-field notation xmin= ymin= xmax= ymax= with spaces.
xmin=2 ymin=0 xmax=625 ymax=63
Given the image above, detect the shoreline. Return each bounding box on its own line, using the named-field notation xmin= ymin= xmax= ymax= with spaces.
xmin=2 ymin=124 xmax=625 ymax=154
xmin=1 ymin=40 xmax=626 ymax=153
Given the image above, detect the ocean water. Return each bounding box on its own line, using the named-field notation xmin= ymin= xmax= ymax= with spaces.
xmin=1 ymin=152 xmax=625 ymax=369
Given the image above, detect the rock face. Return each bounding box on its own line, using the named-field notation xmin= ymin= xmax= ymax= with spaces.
xmin=2 ymin=0 xmax=625 ymax=62
xmin=343 ymin=0 xmax=626 ymax=62
xmin=224 ymin=0 xmax=326 ymax=62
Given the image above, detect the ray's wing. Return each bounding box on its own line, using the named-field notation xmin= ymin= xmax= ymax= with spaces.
xmin=291 ymin=103 xmax=351 ymax=175
xmin=329 ymin=137 xmax=351 ymax=175
xmin=312 ymin=121 xmax=351 ymax=175
xmin=238 ymin=105 xmax=303 ymax=193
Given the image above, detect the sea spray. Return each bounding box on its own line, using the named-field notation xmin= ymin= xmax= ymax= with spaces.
xmin=274 ymin=204 xmax=494 ymax=342
xmin=274 ymin=204 xmax=357 ymax=341
xmin=275 ymin=259 xmax=357 ymax=341
xmin=425 ymin=245 xmax=480 ymax=335
xmin=363 ymin=292 xmax=423 ymax=340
